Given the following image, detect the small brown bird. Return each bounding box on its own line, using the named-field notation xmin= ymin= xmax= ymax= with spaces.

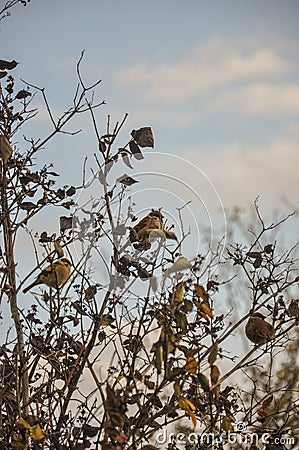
xmin=23 ymin=258 xmax=71 ymax=293
xmin=245 ymin=312 xmax=275 ymax=345
xmin=130 ymin=210 xmax=177 ymax=248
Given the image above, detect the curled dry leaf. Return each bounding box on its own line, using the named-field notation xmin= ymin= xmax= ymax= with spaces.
xmin=0 ymin=135 xmax=13 ymax=164
xmin=60 ymin=216 xmax=73 ymax=232
xmin=131 ymin=127 xmax=154 ymax=148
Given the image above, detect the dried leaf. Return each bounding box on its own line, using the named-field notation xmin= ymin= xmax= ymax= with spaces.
xmin=194 ymin=284 xmax=209 ymax=302
xmin=178 ymin=397 xmax=196 ymax=427
xmin=253 ymin=256 xmax=262 ymax=268
xmin=0 ymin=71 xmax=7 ymax=78
xmin=174 ymin=281 xmax=186 ymax=303
xmin=98 ymin=169 xmax=106 ymax=185
xmin=131 ymin=127 xmax=154 ymax=147
xmin=30 ymin=424 xmax=45 ymax=440
xmin=210 ymin=364 xmax=220 ymax=385
xmin=121 ymin=152 xmax=134 ymax=169
xmin=198 ymin=302 xmax=213 ymax=319
xmin=0 ymin=135 xmax=13 ymax=164
xmin=117 ymin=174 xmax=138 ymax=186
xmin=186 ymin=355 xmax=198 ymax=374
xmin=164 ymin=257 xmax=190 ymax=277
xmin=15 ymin=89 xmax=31 ymax=99
xmin=208 ymin=342 xmax=218 ymax=365
xmin=20 ymin=201 xmax=37 ymax=211
xmin=66 ymin=186 xmax=76 ymax=196
xmin=60 ymin=216 xmax=73 ymax=232
xmin=84 ymin=285 xmax=97 ymax=302
xmin=247 ymin=251 xmax=262 ymax=258
xmin=0 ymin=59 xmax=18 ymax=70
xmin=129 ymin=140 xmax=144 ymax=160
xmin=221 ymin=416 xmax=233 ymax=432
xmin=98 ymin=140 xmax=106 ymax=153
xmin=18 ymin=417 xmax=32 ymax=429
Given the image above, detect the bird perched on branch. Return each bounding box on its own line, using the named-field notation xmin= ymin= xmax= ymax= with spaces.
xmin=245 ymin=312 xmax=275 ymax=345
xmin=129 ymin=210 xmax=177 ymax=250
xmin=23 ymin=258 xmax=71 ymax=293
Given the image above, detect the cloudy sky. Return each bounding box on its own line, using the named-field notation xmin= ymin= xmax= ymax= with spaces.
xmin=2 ymin=0 xmax=299 ymax=233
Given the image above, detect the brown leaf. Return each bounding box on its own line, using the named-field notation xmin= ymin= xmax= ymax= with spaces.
xmin=60 ymin=216 xmax=73 ymax=232
xmin=198 ymin=302 xmax=213 ymax=319
xmin=208 ymin=342 xmax=218 ymax=365
xmin=247 ymin=251 xmax=262 ymax=258
xmin=66 ymin=186 xmax=76 ymax=197
xmin=129 ymin=140 xmax=144 ymax=160
xmin=117 ymin=174 xmax=138 ymax=186
xmin=15 ymin=89 xmax=31 ymax=99
xmin=0 ymin=71 xmax=7 ymax=78
xmin=0 ymin=135 xmax=13 ymax=164
xmin=0 ymin=59 xmax=18 ymax=70
xmin=253 ymin=256 xmax=262 ymax=268
xmin=186 ymin=355 xmax=198 ymax=374
xmin=144 ymin=379 xmax=155 ymax=390
xmin=20 ymin=201 xmax=37 ymax=211
xmin=131 ymin=127 xmax=154 ymax=147
xmin=210 ymin=364 xmax=220 ymax=385
xmin=84 ymin=285 xmax=97 ymax=302
xmin=221 ymin=416 xmax=233 ymax=432
xmin=30 ymin=424 xmax=45 ymax=440
xmin=194 ymin=284 xmax=209 ymax=302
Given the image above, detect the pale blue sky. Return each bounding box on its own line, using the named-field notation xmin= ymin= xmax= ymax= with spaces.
xmin=2 ymin=0 xmax=299 ymax=215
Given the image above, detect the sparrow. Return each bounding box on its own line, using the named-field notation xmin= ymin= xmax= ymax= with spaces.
xmin=245 ymin=312 xmax=275 ymax=345
xmin=130 ymin=210 xmax=177 ymax=249
xmin=23 ymin=258 xmax=71 ymax=293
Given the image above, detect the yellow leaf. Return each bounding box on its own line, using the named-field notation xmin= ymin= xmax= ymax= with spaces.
xmin=178 ymin=397 xmax=197 ymax=427
xmin=186 ymin=355 xmax=198 ymax=374
xmin=174 ymin=281 xmax=186 ymax=302
xmin=18 ymin=417 xmax=32 ymax=429
xmin=221 ymin=416 xmax=233 ymax=432
xmin=194 ymin=284 xmax=209 ymax=302
xmin=30 ymin=424 xmax=45 ymax=440
xmin=164 ymin=257 xmax=190 ymax=277
xmin=208 ymin=342 xmax=218 ymax=365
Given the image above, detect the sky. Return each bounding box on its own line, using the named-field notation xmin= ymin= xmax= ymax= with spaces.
xmin=1 ymin=0 xmax=299 ymax=258
xmin=1 ymin=0 xmax=298 ymax=404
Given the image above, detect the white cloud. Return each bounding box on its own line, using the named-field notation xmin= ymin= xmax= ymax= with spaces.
xmin=214 ymin=83 xmax=299 ymax=116
xmin=115 ymin=39 xmax=291 ymax=101
xmin=183 ymin=138 xmax=299 ymax=209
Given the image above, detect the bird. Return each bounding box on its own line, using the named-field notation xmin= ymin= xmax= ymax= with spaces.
xmin=245 ymin=312 xmax=275 ymax=345
xmin=129 ymin=210 xmax=177 ymax=249
xmin=23 ymin=258 xmax=71 ymax=293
